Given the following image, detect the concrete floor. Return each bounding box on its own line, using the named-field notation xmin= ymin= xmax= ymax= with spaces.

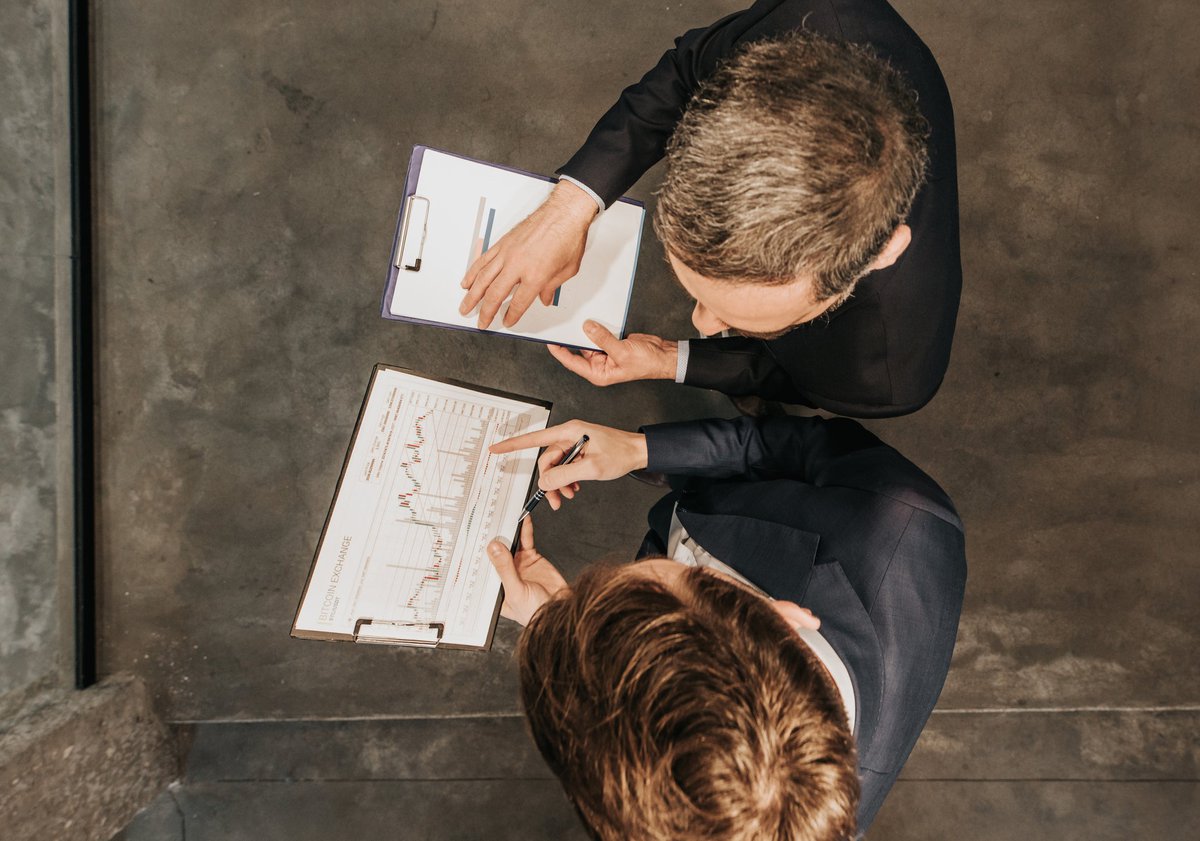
xmin=95 ymin=0 xmax=1198 ymax=838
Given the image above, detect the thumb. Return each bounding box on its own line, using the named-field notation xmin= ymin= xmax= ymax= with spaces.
xmin=487 ymin=539 xmax=520 ymax=590
xmin=583 ymin=320 xmax=623 ymax=355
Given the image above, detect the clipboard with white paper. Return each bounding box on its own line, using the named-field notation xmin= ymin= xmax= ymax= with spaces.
xmin=291 ymin=365 xmax=551 ymax=650
xmin=381 ymin=146 xmax=646 ymax=352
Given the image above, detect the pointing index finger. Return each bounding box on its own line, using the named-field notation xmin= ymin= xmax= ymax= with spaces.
xmin=490 ymin=424 xmax=579 ymax=455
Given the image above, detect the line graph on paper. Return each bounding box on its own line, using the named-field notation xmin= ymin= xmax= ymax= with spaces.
xmin=350 ymin=389 xmax=529 ymax=632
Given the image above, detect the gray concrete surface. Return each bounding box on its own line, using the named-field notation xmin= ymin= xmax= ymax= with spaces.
xmin=89 ymin=0 xmax=1198 ymax=837
xmin=115 ymin=714 xmax=1200 ymax=839
xmin=92 ymin=0 xmax=725 ymax=721
xmin=118 ymin=779 xmax=1200 ymax=841
xmin=0 ymin=0 xmax=72 ymax=697
xmin=125 ymin=710 xmax=1200 ymax=788
xmin=2 ymin=674 xmax=177 ymax=841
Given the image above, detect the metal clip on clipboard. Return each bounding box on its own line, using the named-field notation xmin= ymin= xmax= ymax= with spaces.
xmin=352 ymin=618 xmax=445 ymax=647
xmin=393 ymin=195 xmax=430 ymax=272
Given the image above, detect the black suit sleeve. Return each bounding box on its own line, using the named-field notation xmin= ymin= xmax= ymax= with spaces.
xmin=641 ymin=414 xmax=961 ymax=524
xmin=642 ymin=414 xmax=880 ymax=482
xmin=680 ymin=332 xmax=926 ymax=418
xmin=681 ymin=290 xmax=941 ymax=418
xmin=557 ymin=1 xmax=836 ymax=206
xmin=681 ymin=336 xmax=807 ymax=403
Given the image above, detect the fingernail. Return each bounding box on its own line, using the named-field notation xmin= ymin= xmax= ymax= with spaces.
xmin=488 ymin=541 xmax=502 ymax=555
xmin=584 ymin=320 xmax=597 ymax=332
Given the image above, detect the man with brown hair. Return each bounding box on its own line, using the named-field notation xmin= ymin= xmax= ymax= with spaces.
xmin=518 ymin=561 xmax=859 ymax=841
xmin=459 ymin=0 xmax=960 ymax=418
xmin=487 ymin=413 xmax=967 ymax=836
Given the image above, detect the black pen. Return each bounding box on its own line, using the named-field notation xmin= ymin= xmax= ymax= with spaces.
xmin=517 ymin=435 xmax=589 ymax=524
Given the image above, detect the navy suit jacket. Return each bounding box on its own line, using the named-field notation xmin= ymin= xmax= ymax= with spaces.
xmin=560 ymin=0 xmax=962 ymax=417
xmin=635 ymin=415 xmax=966 ymax=830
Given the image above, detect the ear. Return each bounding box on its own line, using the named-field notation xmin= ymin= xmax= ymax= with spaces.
xmin=772 ymin=599 xmax=821 ymax=631
xmin=867 ymin=224 xmax=912 ymax=272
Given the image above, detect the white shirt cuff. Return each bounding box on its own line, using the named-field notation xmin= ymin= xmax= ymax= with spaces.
xmin=557 ymin=174 xmax=606 ymax=215
xmin=675 ymin=339 xmax=690 ymax=383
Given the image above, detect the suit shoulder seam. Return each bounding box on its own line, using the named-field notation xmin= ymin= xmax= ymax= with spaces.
xmin=822 ymin=0 xmax=849 ymax=40
xmin=813 ymin=474 xmax=963 ymax=531
xmin=867 ymin=507 xmax=917 ymax=615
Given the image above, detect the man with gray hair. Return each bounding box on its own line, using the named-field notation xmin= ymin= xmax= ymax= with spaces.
xmin=459 ymin=0 xmax=960 ymax=418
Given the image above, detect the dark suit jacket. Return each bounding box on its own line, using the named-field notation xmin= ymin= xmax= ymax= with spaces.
xmin=635 ymin=415 xmax=966 ymax=830
xmin=559 ymin=0 xmax=962 ymax=417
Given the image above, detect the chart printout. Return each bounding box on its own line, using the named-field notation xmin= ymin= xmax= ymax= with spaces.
xmin=294 ymin=369 xmax=550 ymax=648
xmin=385 ymin=148 xmax=643 ymax=351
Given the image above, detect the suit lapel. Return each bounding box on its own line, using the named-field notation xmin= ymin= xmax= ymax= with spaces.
xmin=675 ymin=504 xmax=886 ymax=766
xmin=676 ymin=507 xmax=819 ymax=598
xmin=802 ymin=562 xmax=885 ymax=763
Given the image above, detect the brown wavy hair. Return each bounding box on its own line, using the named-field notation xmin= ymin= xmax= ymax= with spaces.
xmin=654 ymin=30 xmax=930 ymax=302
xmin=518 ymin=562 xmax=858 ymax=841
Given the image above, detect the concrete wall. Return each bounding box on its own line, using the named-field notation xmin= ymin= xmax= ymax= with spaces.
xmin=2 ymin=675 xmax=176 ymax=841
xmin=0 ymin=6 xmax=184 ymax=838
xmin=0 ymin=0 xmax=72 ymax=698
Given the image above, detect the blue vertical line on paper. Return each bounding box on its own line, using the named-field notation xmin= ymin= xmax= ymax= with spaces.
xmin=465 ymin=196 xmax=488 ymax=274
xmin=481 ymin=208 xmax=497 ymax=252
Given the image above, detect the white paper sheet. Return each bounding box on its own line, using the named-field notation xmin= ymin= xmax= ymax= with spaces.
xmin=386 ymin=148 xmax=645 ymax=350
xmin=294 ymin=368 xmax=550 ymax=648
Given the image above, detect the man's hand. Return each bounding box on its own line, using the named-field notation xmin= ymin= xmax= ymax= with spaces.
xmin=549 ymin=321 xmax=678 ymax=386
xmin=487 ymin=518 xmax=568 ymax=626
xmin=490 ymin=419 xmax=649 ymax=509
xmin=459 ymin=181 xmax=598 ymax=329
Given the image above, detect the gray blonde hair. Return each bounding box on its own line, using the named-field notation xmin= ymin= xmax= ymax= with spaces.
xmin=654 ymin=31 xmax=930 ymax=301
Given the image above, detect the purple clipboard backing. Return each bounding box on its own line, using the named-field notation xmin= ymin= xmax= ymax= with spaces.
xmin=380 ymin=145 xmax=645 ymax=353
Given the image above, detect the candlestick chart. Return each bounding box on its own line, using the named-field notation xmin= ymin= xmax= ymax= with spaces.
xmin=354 ymin=389 xmax=525 ymax=630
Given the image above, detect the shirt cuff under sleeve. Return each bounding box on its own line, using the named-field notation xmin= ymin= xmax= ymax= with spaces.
xmin=675 ymin=339 xmax=690 ymax=383
xmin=556 ymin=174 xmax=606 ymax=215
